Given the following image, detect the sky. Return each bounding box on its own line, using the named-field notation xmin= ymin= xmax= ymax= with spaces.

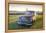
xmin=9 ymin=4 xmax=43 ymax=12
xmin=10 ymin=0 xmax=44 ymax=2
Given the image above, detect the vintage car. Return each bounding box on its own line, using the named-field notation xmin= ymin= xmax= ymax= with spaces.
xmin=16 ymin=11 xmax=35 ymax=28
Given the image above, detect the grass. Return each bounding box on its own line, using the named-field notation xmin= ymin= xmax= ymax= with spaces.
xmin=31 ymin=15 xmax=43 ymax=29
xmin=8 ymin=15 xmax=43 ymax=30
xmin=8 ymin=15 xmax=19 ymax=23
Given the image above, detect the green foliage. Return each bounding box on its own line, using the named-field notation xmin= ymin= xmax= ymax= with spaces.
xmin=31 ymin=15 xmax=43 ymax=29
xmin=8 ymin=15 xmax=43 ymax=30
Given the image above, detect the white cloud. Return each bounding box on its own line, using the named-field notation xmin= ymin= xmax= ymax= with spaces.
xmin=9 ymin=4 xmax=42 ymax=12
